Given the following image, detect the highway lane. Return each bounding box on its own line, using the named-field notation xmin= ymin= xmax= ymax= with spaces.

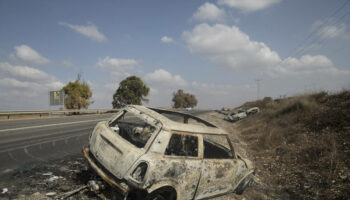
xmin=0 ymin=113 xmax=115 ymax=130
xmin=0 ymin=110 xmax=209 ymax=175
xmin=0 ymin=113 xmax=114 ymax=175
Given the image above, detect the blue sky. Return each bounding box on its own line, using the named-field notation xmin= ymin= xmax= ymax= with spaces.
xmin=1 ymin=0 xmax=350 ymax=110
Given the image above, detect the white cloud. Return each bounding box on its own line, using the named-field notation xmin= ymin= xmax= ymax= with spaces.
xmin=217 ymin=0 xmax=280 ymax=12
xmin=161 ymin=36 xmax=174 ymax=43
xmin=317 ymin=24 xmax=346 ymax=39
xmin=183 ymin=23 xmax=280 ymax=72
xmin=193 ymin=2 xmax=226 ymax=22
xmin=0 ymin=78 xmax=30 ymax=88
xmin=13 ymin=45 xmax=51 ymax=65
xmin=96 ymin=57 xmax=138 ymax=69
xmin=95 ymin=56 xmax=138 ymax=78
xmin=0 ymin=62 xmax=64 ymax=110
xmin=0 ymin=62 xmax=58 ymax=83
xmin=62 ymin=60 xmax=73 ymax=67
xmin=183 ymin=23 xmax=348 ymax=76
xmin=59 ymin=21 xmax=107 ymax=42
xmin=144 ymin=69 xmax=187 ymax=88
xmin=273 ymin=55 xmax=340 ymax=76
xmin=142 ymin=69 xmax=258 ymax=108
xmin=310 ymin=19 xmax=347 ymax=40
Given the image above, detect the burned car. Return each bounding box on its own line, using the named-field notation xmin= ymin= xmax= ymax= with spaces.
xmin=224 ymin=109 xmax=247 ymax=122
xmin=246 ymin=107 xmax=260 ymax=115
xmin=83 ymin=105 xmax=254 ymax=199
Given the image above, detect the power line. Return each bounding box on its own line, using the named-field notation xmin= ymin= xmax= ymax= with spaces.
xmin=295 ymin=9 xmax=350 ymax=57
xmin=325 ymin=14 xmax=350 ymax=57
xmin=288 ymin=0 xmax=350 ymax=58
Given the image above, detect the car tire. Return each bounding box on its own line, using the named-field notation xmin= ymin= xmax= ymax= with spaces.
xmin=146 ymin=187 xmax=176 ymax=200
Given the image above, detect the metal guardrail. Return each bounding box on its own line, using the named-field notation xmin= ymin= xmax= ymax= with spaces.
xmin=0 ymin=109 xmax=120 ymax=120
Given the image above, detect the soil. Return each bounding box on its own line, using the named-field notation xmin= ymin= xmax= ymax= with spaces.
xmin=1 ymin=92 xmax=349 ymax=200
xmin=0 ymin=112 xmax=273 ymax=200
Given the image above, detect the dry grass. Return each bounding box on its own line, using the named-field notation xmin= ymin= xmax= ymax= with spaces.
xmin=235 ymin=90 xmax=350 ymax=199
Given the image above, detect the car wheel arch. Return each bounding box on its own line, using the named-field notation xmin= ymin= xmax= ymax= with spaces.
xmin=146 ymin=181 xmax=179 ymax=199
xmin=233 ymin=171 xmax=254 ymax=195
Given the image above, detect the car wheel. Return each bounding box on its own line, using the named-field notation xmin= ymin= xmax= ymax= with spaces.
xmin=146 ymin=187 xmax=176 ymax=200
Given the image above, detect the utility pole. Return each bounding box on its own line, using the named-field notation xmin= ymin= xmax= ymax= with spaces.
xmin=255 ymin=79 xmax=262 ymax=100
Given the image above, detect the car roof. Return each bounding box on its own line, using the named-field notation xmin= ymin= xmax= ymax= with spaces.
xmin=128 ymin=105 xmax=228 ymax=135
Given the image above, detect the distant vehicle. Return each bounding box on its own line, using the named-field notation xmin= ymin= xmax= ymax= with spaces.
xmin=84 ymin=105 xmax=254 ymax=200
xmin=224 ymin=109 xmax=247 ymax=122
xmin=221 ymin=107 xmax=230 ymax=111
xmin=246 ymin=107 xmax=260 ymax=115
xmin=232 ymin=110 xmax=247 ymax=121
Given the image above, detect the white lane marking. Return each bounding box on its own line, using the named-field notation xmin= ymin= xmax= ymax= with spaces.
xmin=0 ymin=118 xmax=109 ymax=133
xmin=0 ymin=132 xmax=89 ymax=153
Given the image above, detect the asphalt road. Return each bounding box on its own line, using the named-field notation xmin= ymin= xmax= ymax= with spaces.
xmin=0 ymin=110 xmax=208 ymax=176
xmin=0 ymin=113 xmax=115 ymax=175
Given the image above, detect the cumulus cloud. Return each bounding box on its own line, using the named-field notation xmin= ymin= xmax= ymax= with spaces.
xmin=0 ymin=62 xmax=64 ymax=110
xmin=59 ymin=21 xmax=107 ymax=42
xmin=315 ymin=23 xmax=346 ymax=40
xmin=183 ymin=23 xmax=280 ymax=72
xmin=13 ymin=45 xmax=51 ymax=66
xmin=217 ymin=0 xmax=280 ymax=12
xmin=144 ymin=69 xmax=187 ymax=88
xmin=95 ymin=56 xmax=138 ymax=78
xmin=0 ymin=62 xmax=58 ymax=83
xmin=161 ymin=36 xmax=174 ymax=43
xmin=183 ymin=23 xmax=346 ymax=76
xmin=274 ymin=55 xmax=338 ymax=76
xmin=193 ymin=2 xmax=226 ymax=22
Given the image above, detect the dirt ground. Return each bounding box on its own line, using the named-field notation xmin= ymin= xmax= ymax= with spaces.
xmin=0 ymin=112 xmax=265 ymax=200
xmin=1 ymin=94 xmax=349 ymax=200
xmin=0 ymin=111 xmax=259 ymax=200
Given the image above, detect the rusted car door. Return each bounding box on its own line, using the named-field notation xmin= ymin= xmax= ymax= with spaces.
xmin=145 ymin=132 xmax=204 ymax=199
xmin=195 ymin=134 xmax=239 ymax=199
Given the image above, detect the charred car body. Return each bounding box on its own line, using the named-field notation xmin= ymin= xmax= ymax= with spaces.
xmin=246 ymin=107 xmax=260 ymax=116
xmin=84 ymin=105 xmax=254 ymax=199
xmin=224 ymin=110 xmax=247 ymax=123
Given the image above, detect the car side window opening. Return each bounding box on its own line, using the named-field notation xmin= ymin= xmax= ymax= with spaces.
xmin=203 ymin=135 xmax=233 ymax=159
xmin=165 ymin=133 xmax=198 ymax=157
xmin=109 ymin=111 xmax=155 ymax=148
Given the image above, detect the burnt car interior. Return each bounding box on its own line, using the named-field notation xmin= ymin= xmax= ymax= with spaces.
xmin=203 ymin=135 xmax=233 ymax=159
xmin=150 ymin=108 xmax=234 ymax=159
xmin=203 ymin=140 xmax=231 ymax=158
xmin=109 ymin=111 xmax=155 ymax=148
xmin=165 ymin=133 xmax=198 ymax=157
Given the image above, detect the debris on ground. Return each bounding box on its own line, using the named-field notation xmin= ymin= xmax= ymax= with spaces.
xmin=0 ymin=91 xmax=349 ymax=199
xmin=2 ymin=188 xmax=8 ymax=194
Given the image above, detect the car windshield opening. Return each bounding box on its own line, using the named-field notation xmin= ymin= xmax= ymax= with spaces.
xmin=109 ymin=110 xmax=156 ymax=148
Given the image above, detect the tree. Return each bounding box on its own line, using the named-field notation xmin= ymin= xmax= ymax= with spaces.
xmin=62 ymin=80 xmax=92 ymax=109
xmin=112 ymin=76 xmax=150 ymax=108
xmin=172 ymin=89 xmax=198 ymax=108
